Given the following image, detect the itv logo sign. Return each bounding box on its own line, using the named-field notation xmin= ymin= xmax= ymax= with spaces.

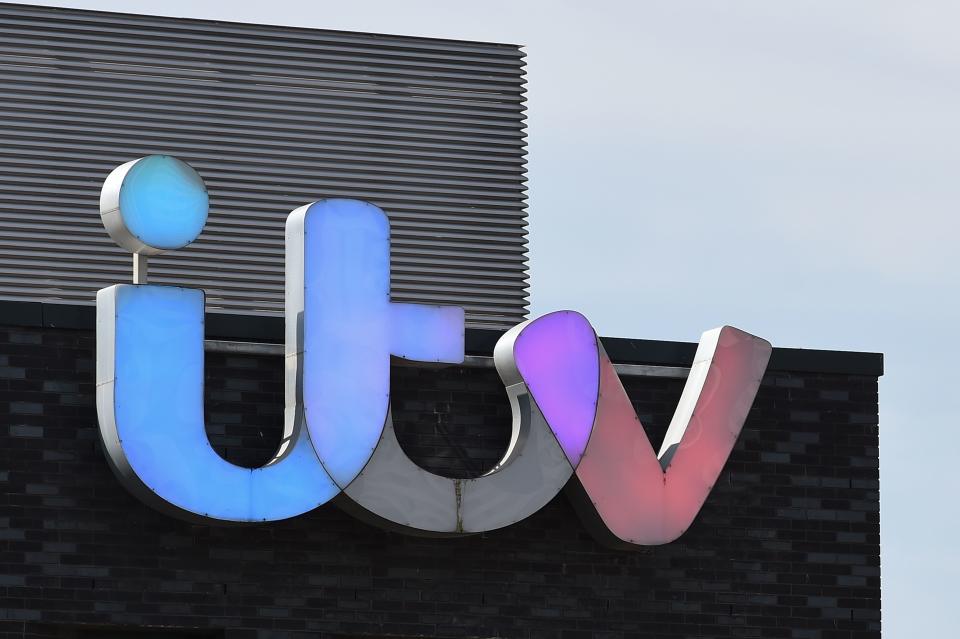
xmin=95 ymin=155 xmax=771 ymax=548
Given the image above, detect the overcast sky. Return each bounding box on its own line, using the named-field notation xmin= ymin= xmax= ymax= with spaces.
xmin=10 ymin=1 xmax=958 ymax=634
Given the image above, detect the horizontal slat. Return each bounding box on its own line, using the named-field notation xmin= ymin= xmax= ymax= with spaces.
xmin=0 ymin=127 xmax=527 ymax=172
xmin=0 ymin=5 xmax=525 ymax=56
xmin=0 ymin=28 xmax=525 ymax=82
xmin=0 ymin=114 xmax=526 ymax=161
xmin=0 ymin=54 xmax=526 ymax=104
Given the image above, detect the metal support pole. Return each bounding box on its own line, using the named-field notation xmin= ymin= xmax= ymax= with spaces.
xmin=133 ymin=254 xmax=149 ymax=284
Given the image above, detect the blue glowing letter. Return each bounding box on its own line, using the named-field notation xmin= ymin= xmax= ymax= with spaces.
xmin=97 ymin=284 xmax=339 ymax=521
xmin=96 ymin=155 xmax=343 ymax=522
xmin=286 ymin=199 xmax=464 ymax=488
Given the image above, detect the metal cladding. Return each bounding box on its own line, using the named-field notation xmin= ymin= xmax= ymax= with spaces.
xmin=0 ymin=3 xmax=528 ymax=328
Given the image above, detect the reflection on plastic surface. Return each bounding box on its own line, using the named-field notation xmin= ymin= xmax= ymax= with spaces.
xmin=97 ymin=285 xmax=338 ymax=522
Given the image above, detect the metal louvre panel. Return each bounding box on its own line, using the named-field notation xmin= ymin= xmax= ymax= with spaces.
xmin=0 ymin=3 xmax=528 ymax=328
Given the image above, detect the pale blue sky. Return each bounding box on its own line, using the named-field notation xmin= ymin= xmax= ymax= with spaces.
xmin=11 ymin=1 xmax=957 ymax=634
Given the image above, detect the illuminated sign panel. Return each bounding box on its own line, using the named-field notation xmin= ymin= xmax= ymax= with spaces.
xmin=96 ymin=156 xmax=771 ymax=546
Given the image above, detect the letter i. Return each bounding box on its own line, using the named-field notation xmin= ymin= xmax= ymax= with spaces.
xmin=96 ymin=156 xmax=338 ymax=522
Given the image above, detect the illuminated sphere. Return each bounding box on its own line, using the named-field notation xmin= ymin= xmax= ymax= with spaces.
xmin=100 ymin=155 xmax=209 ymax=255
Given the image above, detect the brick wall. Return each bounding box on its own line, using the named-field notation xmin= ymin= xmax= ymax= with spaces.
xmin=0 ymin=324 xmax=881 ymax=638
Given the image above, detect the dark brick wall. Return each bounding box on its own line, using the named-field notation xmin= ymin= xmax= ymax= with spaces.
xmin=0 ymin=325 xmax=880 ymax=638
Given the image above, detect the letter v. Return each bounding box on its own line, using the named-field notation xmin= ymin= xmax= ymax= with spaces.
xmin=511 ymin=312 xmax=771 ymax=546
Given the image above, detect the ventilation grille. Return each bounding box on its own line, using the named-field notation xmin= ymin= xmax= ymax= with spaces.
xmin=0 ymin=3 xmax=528 ymax=328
